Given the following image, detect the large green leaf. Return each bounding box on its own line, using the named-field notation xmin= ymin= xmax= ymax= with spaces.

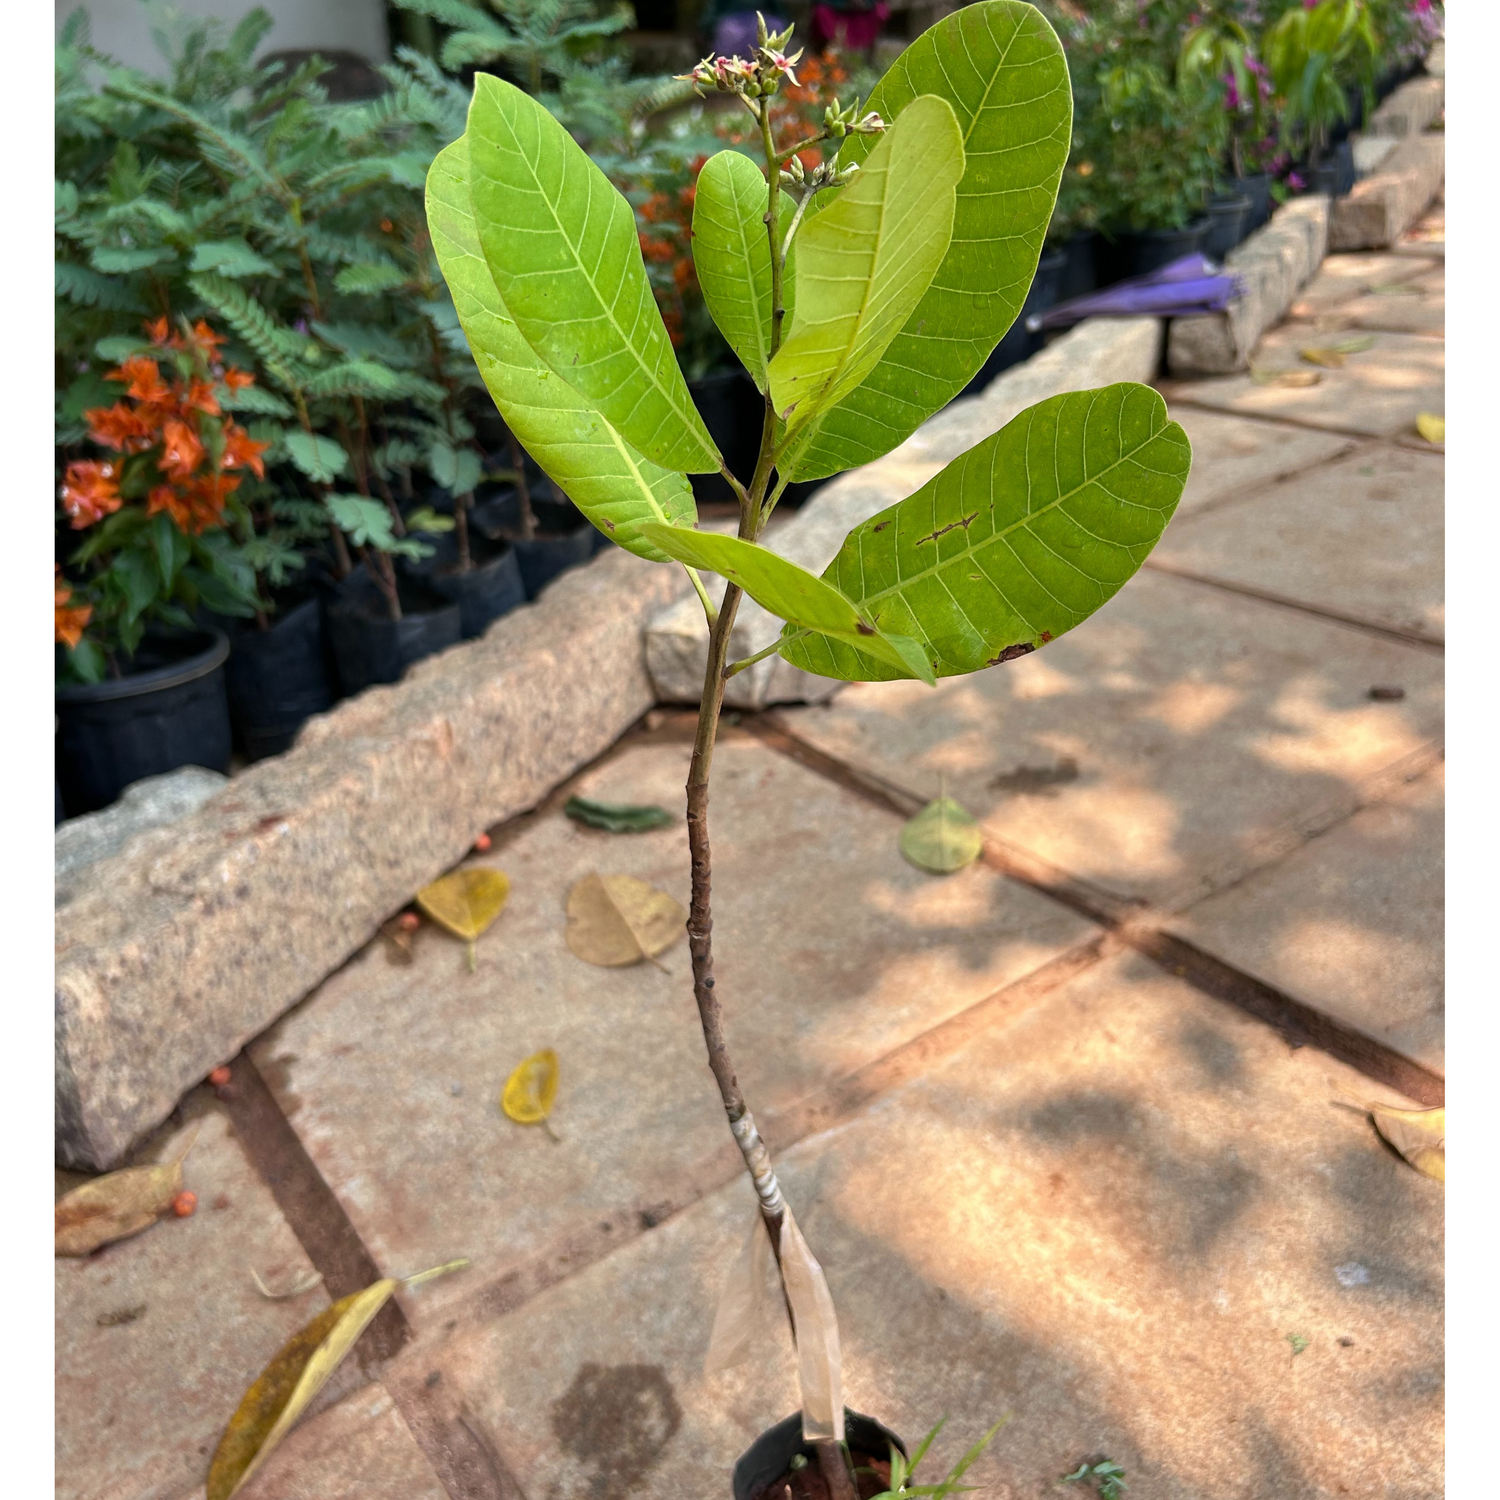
xmin=636 ymin=523 xmax=935 ymax=685
xmin=779 ymin=384 xmax=1190 ymax=682
xmin=768 ymin=95 xmax=964 ymax=436
xmin=426 ymin=139 xmax=696 ymax=563
xmin=783 ymin=1 xmax=1073 ymax=481
xmin=692 ymin=151 xmax=797 ymax=395
xmin=464 ymin=75 xmax=719 ymax=475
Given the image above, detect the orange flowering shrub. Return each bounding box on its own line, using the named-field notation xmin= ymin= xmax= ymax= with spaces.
xmin=56 ymin=316 xmax=269 ymax=679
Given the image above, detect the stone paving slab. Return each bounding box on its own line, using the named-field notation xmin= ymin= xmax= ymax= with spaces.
xmin=250 ymin=735 xmax=1092 ymax=1326
xmin=57 ymin=1099 xmax=332 ymax=1500
xmin=1151 ymin=443 xmax=1444 ymax=642
xmin=1330 ymin=264 xmax=1443 ymax=337
xmin=1165 ymin=326 xmax=1444 ymax=439
xmin=779 ymin=569 xmax=1444 ymax=912
xmin=1285 ymin=251 xmax=1435 ymax=318
xmin=422 ymin=950 xmax=1443 ymax=1499
xmin=1172 ymin=765 xmax=1444 ymax=1071
xmin=1168 ymin=407 xmax=1354 ymax=517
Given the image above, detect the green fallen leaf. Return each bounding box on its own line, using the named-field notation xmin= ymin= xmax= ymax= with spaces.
xmin=563 ymin=796 xmax=675 ymax=833
xmin=780 ymin=384 xmax=1189 ymax=682
xmin=425 ymin=138 xmax=698 ymax=562
xmin=1287 ymin=1332 xmax=1310 ymax=1358
xmin=465 ymin=77 xmax=719 ymax=474
xmin=788 ymin=1 xmax=1073 ymax=480
xmin=900 ymin=797 xmax=983 ymax=874
xmin=769 ymin=93 xmax=965 ymax=434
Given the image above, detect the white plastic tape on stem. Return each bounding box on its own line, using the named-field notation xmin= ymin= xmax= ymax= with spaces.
xmin=703 ymin=1204 xmax=845 ymax=1445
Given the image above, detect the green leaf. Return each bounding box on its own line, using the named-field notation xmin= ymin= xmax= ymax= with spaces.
xmin=217 ymin=385 xmax=294 ymax=418
xmin=768 ymin=95 xmax=964 ymax=436
xmin=779 ymin=384 xmax=1190 ymax=682
xmin=284 ymin=432 xmax=349 ymax=484
xmin=425 ymin=138 xmax=697 ymax=563
xmin=428 ymin=440 xmax=483 ymax=495
xmin=189 ymin=239 xmax=276 ymax=277
xmin=149 ymin=512 xmax=189 ymax=591
xmin=406 ymin=505 xmax=456 ymax=535
xmin=692 ymin=151 xmax=796 ymax=394
xmin=464 ymin=76 xmax=719 ymax=474
xmin=786 ymin=1 xmax=1074 ymax=480
xmin=636 ymin=523 xmax=936 ymax=686
xmin=563 ymin=797 xmax=675 ymax=833
xmin=334 ymin=263 xmax=408 ymax=295
xmin=112 ymin=549 xmax=159 ymax=625
xmin=67 ymin=639 xmax=107 ymax=684
xmin=90 ymin=245 xmax=175 ymax=273
xmin=325 ymin=494 xmax=397 ymax=550
xmin=900 ymin=798 xmax=983 ymax=874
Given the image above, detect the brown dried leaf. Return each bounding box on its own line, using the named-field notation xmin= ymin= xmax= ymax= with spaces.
xmin=378 ymin=918 xmax=416 ymax=966
xmin=55 ymin=1125 xmax=199 ymax=1257
xmin=207 ymin=1260 xmax=467 ymax=1500
xmin=1369 ymin=1103 xmax=1445 ymax=1181
xmin=564 ymin=872 xmax=685 ymax=967
xmin=1251 ymin=367 xmax=1322 ymax=387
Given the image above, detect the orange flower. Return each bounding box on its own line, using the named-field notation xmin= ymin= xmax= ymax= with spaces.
xmin=146 ymin=316 xmax=176 ymax=347
xmin=84 ymin=400 xmax=157 ymax=453
xmin=672 ymin=258 xmax=696 ymax=293
xmin=187 ymin=320 xmax=225 ymax=356
xmin=180 ymin=377 xmax=222 ymax=416
xmin=108 ymin=354 xmax=173 ymax=406
xmin=221 ymin=421 xmax=269 ymax=479
xmin=639 ymin=234 xmax=675 ymax=265
xmin=221 ymin=367 xmax=255 ymax=391
xmin=55 ymin=567 xmax=92 ymax=649
xmin=640 ymin=191 xmax=671 ymax=224
xmin=159 ymin=418 xmax=205 ymax=480
xmin=148 ymin=476 xmax=237 ymax=535
xmin=60 ymin=460 xmax=123 ymax=528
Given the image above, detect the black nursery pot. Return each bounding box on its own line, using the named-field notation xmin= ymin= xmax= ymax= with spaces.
xmin=1056 ymin=230 xmax=1100 ymax=300
xmin=1237 ymin=172 xmax=1273 ymax=234
xmin=959 ymin=247 xmax=1066 ymax=399
xmin=1308 ymin=140 xmax=1356 ymax=199
xmin=733 ymin=1410 xmax=908 ymax=1500
xmin=56 ymin=628 xmax=232 ymax=816
xmin=468 ymin=487 xmax=595 ymax=599
xmin=690 ymin=368 xmax=764 ymax=505
xmin=1102 ymin=218 xmax=1210 ymax=281
xmin=401 ymin=530 xmax=526 ymax=639
xmin=1203 ymin=193 xmax=1252 ymax=260
xmin=224 ymin=596 xmax=338 ymax=762
xmin=324 ymin=565 xmax=462 ymax=698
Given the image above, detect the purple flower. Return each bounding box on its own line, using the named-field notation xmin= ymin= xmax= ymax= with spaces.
xmin=1287 ymin=170 xmax=1306 ymax=190
xmin=1224 ymin=75 xmax=1241 ymax=110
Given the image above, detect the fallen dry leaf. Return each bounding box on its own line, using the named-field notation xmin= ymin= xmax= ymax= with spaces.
xmin=502 ymin=1048 xmax=560 ymax=1126
xmin=1300 ymin=347 xmax=1347 ymax=368
xmin=1366 ymin=281 xmax=1422 ymax=297
xmin=1299 ymin=337 xmax=1374 ymax=369
xmin=207 ymin=1260 xmax=466 ymax=1500
xmin=416 ymin=868 xmax=511 ymax=971
xmin=250 ymin=1266 xmax=324 ymax=1301
xmin=899 ymin=796 xmax=983 ymax=875
xmin=1369 ymin=1103 xmax=1444 ymax=1181
xmin=1251 ymin=367 xmax=1321 ymax=387
xmin=565 ymin=872 xmax=685 ymax=967
xmin=378 ymin=917 xmax=416 ymax=966
xmin=1415 ymin=412 xmax=1445 ymax=444
xmin=55 ymin=1125 xmax=200 ymax=1257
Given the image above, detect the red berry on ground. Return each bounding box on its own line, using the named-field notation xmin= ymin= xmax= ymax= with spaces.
xmin=208 ymin=1066 xmax=231 ymax=1086
xmin=172 ymin=1191 xmax=197 ymax=1218
xmin=399 ymin=911 xmax=420 ymax=931
xmin=474 ymin=832 xmax=492 ymax=852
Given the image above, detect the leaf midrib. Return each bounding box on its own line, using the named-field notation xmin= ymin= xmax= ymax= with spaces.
xmin=482 ymin=100 xmax=708 ymax=459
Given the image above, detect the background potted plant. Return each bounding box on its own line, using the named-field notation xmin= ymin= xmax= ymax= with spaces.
xmin=54 ymin=318 xmax=264 ymax=812
xmin=426 ymin=4 xmax=1191 ymax=1486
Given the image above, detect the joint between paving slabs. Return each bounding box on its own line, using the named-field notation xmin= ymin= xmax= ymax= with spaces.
xmin=1157 ymin=390 xmax=1446 ymax=455
xmin=748 ymin=714 xmax=1444 ymax=1107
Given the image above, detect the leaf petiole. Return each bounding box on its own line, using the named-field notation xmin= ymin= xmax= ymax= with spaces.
xmin=726 ymin=628 xmax=809 ymax=678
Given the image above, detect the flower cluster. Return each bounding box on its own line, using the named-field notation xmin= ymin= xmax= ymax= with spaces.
xmin=54 ymin=565 xmax=91 ymax=649
xmin=60 ymin=318 xmax=268 ymax=537
xmin=680 ymin=14 xmax=804 ymax=101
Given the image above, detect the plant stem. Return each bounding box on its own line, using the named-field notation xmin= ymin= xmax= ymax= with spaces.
xmin=507 ymin=431 xmax=537 ymax=540
xmin=456 ymin=489 xmax=474 ymax=572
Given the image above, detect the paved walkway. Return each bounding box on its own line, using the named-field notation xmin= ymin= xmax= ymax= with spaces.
xmin=57 ymin=205 xmax=1444 ymax=1500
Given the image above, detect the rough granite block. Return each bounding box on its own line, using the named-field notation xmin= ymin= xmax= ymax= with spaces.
xmin=1330 ymin=134 xmax=1445 ymax=251
xmin=645 ymin=316 xmax=1164 ymax=708
xmin=1366 ymin=74 xmax=1444 ymax=139
xmin=55 ymin=546 xmax=691 ymax=1170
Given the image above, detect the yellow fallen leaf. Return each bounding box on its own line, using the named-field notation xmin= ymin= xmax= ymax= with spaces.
xmin=565 ymin=872 xmax=685 ymax=968
xmin=1369 ymin=1103 xmax=1444 ymax=1181
xmin=416 ymin=867 xmax=511 ymax=971
xmin=502 ymin=1048 xmax=560 ymax=1125
xmin=1415 ymin=412 xmax=1445 ymax=444
xmin=207 ymin=1259 xmax=466 ymax=1500
xmin=1300 ymin=346 xmax=1347 ymax=368
xmin=1251 ymin=367 xmax=1322 ymax=387
xmin=55 ymin=1124 xmax=200 ymax=1257
xmin=899 ymin=796 xmax=983 ymax=874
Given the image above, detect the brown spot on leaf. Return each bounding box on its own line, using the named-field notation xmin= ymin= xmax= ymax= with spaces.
xmin=985 ymin=642 xmax=1036 ymax=667
xmin=856 ymin=622 xmax=876 ymax=636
